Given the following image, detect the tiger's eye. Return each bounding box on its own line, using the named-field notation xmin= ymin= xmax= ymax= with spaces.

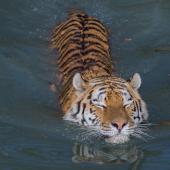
xmin=92 ymin=99 xmax=97 ymax=102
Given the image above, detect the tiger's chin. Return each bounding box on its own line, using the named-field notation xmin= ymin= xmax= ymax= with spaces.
xmin=105 ymin=135 xmax=129 ymax=144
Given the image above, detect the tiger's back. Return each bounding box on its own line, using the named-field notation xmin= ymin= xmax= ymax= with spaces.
xmin=51 ymin=11 xmax=114 ymax=85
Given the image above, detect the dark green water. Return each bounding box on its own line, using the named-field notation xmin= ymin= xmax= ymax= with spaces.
xmin=0 ymin=0 xmax=170 ymax=169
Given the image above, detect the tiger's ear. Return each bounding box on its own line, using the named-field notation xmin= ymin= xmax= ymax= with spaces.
xmin=129 ymin=73 xmax=142 ymax=90
xmin=73 ymin=73 xmax=85 ymax=92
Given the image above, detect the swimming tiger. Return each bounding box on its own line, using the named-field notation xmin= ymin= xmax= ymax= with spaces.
xmin=51 ymin=11 xmax=148 ymax=143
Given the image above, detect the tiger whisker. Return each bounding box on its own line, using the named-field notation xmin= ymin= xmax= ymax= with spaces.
xmin=131 ymin=133 xmax=147 ymax=142
xmin=135 ymin=127 xmax=150 ymax=132
xmin=78 ymin=128 xmax=102 ymax=140
xmin=135 ymin=130 xmax=153 ymax=139
xmin=134 ymin=130 xmax=153 ymax=140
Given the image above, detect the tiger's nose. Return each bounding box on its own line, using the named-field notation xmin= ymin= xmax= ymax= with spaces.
xmin=111 ymin=120 xmax=127 ymax=130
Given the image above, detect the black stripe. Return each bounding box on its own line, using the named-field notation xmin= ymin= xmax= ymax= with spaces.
xmin=133 ymin=101 xmax=140 ymax=120
xmin=72 ymin=100 xmax=82 ymax=118
xmin=80 ymin=48 xmax=107 ymax=57
xmin=97 ymin=104 xmax=106 ymax=109
xmin=80 ymin=18 xmax=86 ymax=54
xmin=87 ymin=90 xmax=93 ymax=99
xmin=57 ymin=20 xmax=82 ymax=32
xmin=84 ymin=33 xmax=107 ymax=43
xmin=59 ymin=43 xmax=80 ymax=55
xmin=62 ymin=22 xmax=82 ymax=31
xmin=63 ymin=66 xmax=84 ymax=76
xmin=98 ymin=87 xmax=106 ymax=91
xmin=59 ymin=41 xmax=80 ymax=52
xmin=81 ymin=53 xmax=111 ymax=66
xmin=56 ymin=31 xmax=81 ymax=47
xmin=97 ymin=91 xmax=106 ymax=99
xmin=86 ymin=19 xmax=106 ymax=32
xmin=83 ymin=41 xmax=108 ymax=52
xmin=90 ymin=108 xmax=94 ymax=113
xmin=85 ymin=26 xmax=106 ymax=36
xmin=53 ymin=18 xmax=82 ymax=32
xmin=58 ymin=54 xmax=80 ymax=68
xmin=61 ymin=58 xmax=111 ymax=75
xmin=81 ymin=103 xmax=87 ymax=125
xmin=97 ymin=91 xmax=106 ymax=102
xmin=80 ymin=58 xmax=111 ymax=70
xmin=53 ymin=28 xmax=79 ymax=42
xmin=56 ymin=32 xmax=81 ymax=48
xmin=53 ymin=24 xmax=81 ymax=43
xmin=58 ymin=49 xmax=79 ymax=63
xmin=84 ymin=45 xmax=108 ymax=56
xmin=59 ymin=44 xmax=80 ymax=56
xmin=138 ymin=100 xmax=142 ymax=112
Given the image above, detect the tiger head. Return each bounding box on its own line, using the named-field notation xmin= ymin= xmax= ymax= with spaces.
xmin=63 ymin=73 xmax=148 ymax=144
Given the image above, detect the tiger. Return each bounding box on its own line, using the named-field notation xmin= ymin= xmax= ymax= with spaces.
xmin=51 ymin=11 xmax=148 ymax=144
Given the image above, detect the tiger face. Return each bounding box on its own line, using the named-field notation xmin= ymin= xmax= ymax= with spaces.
xmin=63 ymin=73 xmax=148 ymax=144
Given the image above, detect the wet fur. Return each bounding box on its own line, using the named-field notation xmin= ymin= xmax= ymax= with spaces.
xmin=51 ymin=11 xmax=148 ymax=143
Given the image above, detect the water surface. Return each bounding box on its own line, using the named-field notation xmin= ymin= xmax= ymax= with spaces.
xmin=0 ymin=0 xmax=170 ymax=169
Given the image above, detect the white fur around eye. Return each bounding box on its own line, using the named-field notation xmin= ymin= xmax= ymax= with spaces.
xmin=91 ymin=89 xmax=106 ymax=107
xmin=121 ymin=90 xmax=133 ymax=106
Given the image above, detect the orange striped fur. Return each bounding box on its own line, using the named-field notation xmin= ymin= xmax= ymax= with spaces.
xmin=51 ymin=11 xmax=148 ymax=144
xmin=51 ymin=11 xmax=114 ymax=85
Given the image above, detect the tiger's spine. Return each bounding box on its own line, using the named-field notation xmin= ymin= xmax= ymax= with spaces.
xmin=51 ymin=12 xmax=114 ymax=85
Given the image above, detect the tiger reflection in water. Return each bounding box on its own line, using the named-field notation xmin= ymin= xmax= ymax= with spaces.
xmin=72 ymin=142 xmax=144 ymax=168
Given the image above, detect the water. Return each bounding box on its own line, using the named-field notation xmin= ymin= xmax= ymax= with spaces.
xmin=0 ymin=0 xmax=170 ymax=169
